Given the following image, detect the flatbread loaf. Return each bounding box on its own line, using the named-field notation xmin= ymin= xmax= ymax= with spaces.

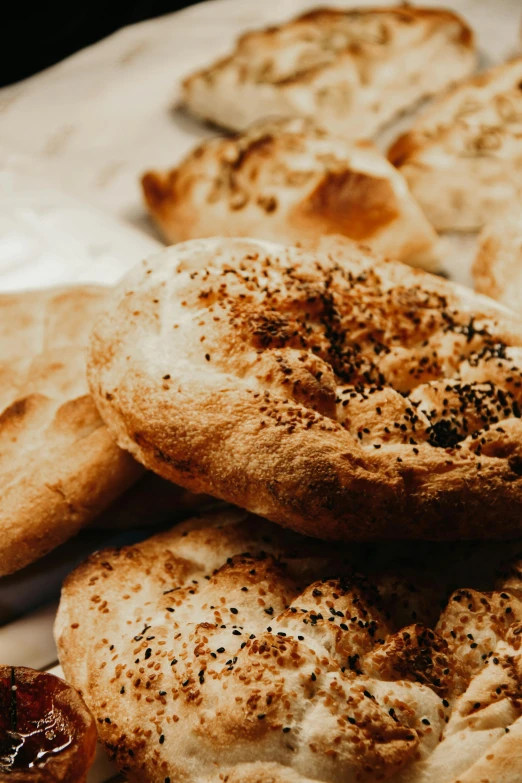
xmin=388 ymin=57 xmax=522 ymax=232
xmin=142 ymin=118 xmax=439 ymax=270
xmin=56 ymin=509 xmax=522 ymax=783
xmin=473 ymin=208 xmax=522 ymax=313
xmin=0 ymin=286 xmax=143 ymax=576
xmin=181 ymin=6 xmax=475 ymax=139
xmin=88 ymin=236 xmax=522 ymax=540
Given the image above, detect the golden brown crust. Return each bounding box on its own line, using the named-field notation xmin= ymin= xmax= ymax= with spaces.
xmin=388 ymin=57 xmax=522 ymax=232
xmin=181 ymin=6 xmax=475 ymax=139
xmin=142 ymin=118 xmax=439 ymax=269
xmin=0 ymin=286 xmax=143 ymax=576
xmin=0 ymin=665 xmax=97 ymax=782
xmin=55 ymin=511 xmax=522 ymax=782
xmin=89 ymin=236 xmax=522 ymax=541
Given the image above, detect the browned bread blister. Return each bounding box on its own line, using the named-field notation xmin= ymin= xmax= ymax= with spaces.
xmin=88 ymin=236 xmax=522 ymax=540
xmin=142 ymin=117 xmax=439 ymax=270
xmin=55 ymin=510 xmax=522 ymax=783
xmin=0 ymin=286 xmax=143 ymax=576
xmin=182 ymin=6 xmax=475 ymax=140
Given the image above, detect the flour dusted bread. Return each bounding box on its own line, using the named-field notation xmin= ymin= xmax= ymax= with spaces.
xmin=473 ymin=208 xmax=522 ymax=313
xmin=89 ymin=236 xmax=522 ymax=540
xmin=181 ymin=6 xmax=475 ymax=140
xmin=56 ymin=509 xmax=522 ymax=783
xmin=0 ymin=286 xmax=143 ymax=576
xmin=389 ymin=57 xmax=522 ymax=232
xmin=142 ymin=118 xmax=439 ymax=270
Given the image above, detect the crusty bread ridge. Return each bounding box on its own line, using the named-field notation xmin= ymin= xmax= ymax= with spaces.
xmin=389 ymin=57 xmax=522 ymax=232
xmin=142 ymin=117 xmax=439 ymax=271
xmin=182 ymin=6 xmax=475 ymax=139
xmin=56 ymin=509 xmax=522 ymax=782
xmin=88 ymin=236 xmax=522 ymax=541
xmin=0 ymin=286 xmax=143 ymax=576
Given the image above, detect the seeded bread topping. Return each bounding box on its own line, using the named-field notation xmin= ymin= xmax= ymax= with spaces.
xmin=56 ymin=510 xmax=522 ymax=783
xmin=88 ymin=237 xmax=522 ymax=539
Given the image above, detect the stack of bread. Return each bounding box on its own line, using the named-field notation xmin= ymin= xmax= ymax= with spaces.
xmin=4 ymin=5 xmax=522 ymax=783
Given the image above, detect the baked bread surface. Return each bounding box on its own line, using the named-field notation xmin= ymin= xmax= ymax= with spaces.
xmin=473 ymin=208 xmax=522 ymax=313
xmin=89 ymin=236 xmax=522 ymax=540
xmin=56 ymin=509 xmax=522 ymax=783
xmin=389 ymin=57 xmax=522 ymax=232
xmin=0 ymin=286 xmax=142 ymax=576
xmin=142 ymin=118 xmax=439 ymax=270
xmin=182 ymin=6 xmax=475 ymax=139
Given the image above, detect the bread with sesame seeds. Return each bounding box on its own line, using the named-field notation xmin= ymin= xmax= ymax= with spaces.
xmin=388 ymin=57 xmax=522 ymax=232
xmin=142 ymin=117 xmax=439 ymax=271
xmin=88 ymin=236 xmax=522 ymax=540
xmin=55 ymin=509 xmax=522 ymax=783
xmin=181 ymin=6 xmax=475 ymax=140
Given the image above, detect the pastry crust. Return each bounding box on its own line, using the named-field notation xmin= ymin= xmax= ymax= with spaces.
xmin=473 ymin=208 xmax=522 ymax=313
xmin=0 ymin=286 xmax=143 ymax=576
xmin=142 ymin=118 xmax=439 ymax=270
xmin=56 ymin=509 xmax=522 ymax=783
xmin=181 ymin=6 xmax=475 ymax=139
xmin=88 ymin=236 xmax=522 ymax=540
xmin=388 ymin=57 xmax=522 ymax=232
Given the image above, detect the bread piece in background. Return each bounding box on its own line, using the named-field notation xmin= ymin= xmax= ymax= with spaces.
xmin=0 ymin=285 xmax=210 ymax=576
xmin=56 ymin=508 xmax=522 ymax=783
xmin=88 ymin=236 xmax=522 ymax=542
xmin=181 ymin=6 xmax=475 ymax=140
xmin=143 ymin=117 xmax=439 ymax=270
xmin=473 ymin=208 xmax=522 ymax=312
xmin=0 ymin=285 xmax=143 ymax=577
xmin=389 ymin=57 xmax=522 ymax=232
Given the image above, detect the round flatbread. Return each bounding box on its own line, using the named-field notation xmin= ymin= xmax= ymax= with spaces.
xmin=56 ymin=508 xmax=522 ymax=783
xmin=88 ymin=236 xmax=522 ymax=540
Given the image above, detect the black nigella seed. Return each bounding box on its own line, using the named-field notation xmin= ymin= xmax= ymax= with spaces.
xmin=159 ymin=735 xmax=165 ymax=744
xmin=145 ymin=648 xmax=152 ymax=659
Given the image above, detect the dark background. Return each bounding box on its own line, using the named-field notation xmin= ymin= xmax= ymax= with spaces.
xmin=1 ymin=1 xmax=202 ymax=87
